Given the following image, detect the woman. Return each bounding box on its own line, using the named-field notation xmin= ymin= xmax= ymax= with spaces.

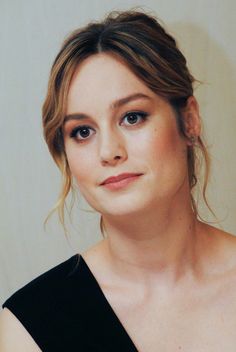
xmin=1 ymin=9 xmax=236 ymax=352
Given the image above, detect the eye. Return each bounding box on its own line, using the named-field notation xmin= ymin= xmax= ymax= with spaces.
xmin=121 ymin=111 xmax=148 ymax=126
xmin=70 ymin=125 xmax=94 ymax=142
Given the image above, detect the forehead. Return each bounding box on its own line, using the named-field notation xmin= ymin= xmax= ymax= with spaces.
xmin=66 ymin=53 xmax=156 ymax=113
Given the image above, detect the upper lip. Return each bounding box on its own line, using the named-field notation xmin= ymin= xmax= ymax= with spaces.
xmin=100 ymin=173 xmax=143 ymax=185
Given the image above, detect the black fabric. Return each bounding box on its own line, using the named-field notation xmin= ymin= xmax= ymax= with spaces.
xmin=2 ymin=254 xmax=138 ymax=351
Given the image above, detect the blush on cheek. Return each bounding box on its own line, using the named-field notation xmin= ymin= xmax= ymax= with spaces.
xmin=153 ymin=127 xmax=180 ymax=157
xmin=66 ymin=148 xmax=96 ymax=184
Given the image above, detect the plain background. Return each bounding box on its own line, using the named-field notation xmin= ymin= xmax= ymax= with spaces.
xmin=0 ymin=0 xmax=235 ymax=306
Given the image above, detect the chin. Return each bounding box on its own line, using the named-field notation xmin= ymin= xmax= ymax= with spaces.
xmin=95 ymin=192 xmax=157 ymax=218
xmin=81 ymin=177 xmax=186 ymax=218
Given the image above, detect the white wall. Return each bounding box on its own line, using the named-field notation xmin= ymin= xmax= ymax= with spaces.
xmin=1 ymin=0 xmax=235 ymax=305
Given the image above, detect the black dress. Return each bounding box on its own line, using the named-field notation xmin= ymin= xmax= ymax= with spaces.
xmin=2 ymin=254 xmax=139 ymax=351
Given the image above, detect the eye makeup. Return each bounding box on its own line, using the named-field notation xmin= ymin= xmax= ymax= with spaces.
xmin=68 ymin=110 xmax=149 ymax=143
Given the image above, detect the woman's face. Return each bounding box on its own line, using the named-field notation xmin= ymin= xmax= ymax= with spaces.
xmin=63 ymin=53 xmax=189 ymax=217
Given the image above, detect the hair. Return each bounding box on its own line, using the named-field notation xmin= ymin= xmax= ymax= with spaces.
xmin=42 ymin=9 xmax=215 ymax=236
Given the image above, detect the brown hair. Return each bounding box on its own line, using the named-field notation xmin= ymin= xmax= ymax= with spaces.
xmin=42 ymin=9 xmax=215 ymax=235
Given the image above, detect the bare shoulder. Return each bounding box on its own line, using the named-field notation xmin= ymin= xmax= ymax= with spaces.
xmin=203 ymin=223 xmax=236 ymax=281
xmin=212 ymin=225 xmax=236 ymax=257
xmin=219 ymin=227 xmax=236 ymax=274
xmin=0 ymin=308 xmax=41 ymax=352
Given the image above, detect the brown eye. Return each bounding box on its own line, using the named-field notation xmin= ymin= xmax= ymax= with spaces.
xmin=122 ymin=111 xmax=148 ymax=126
xmin=70 ymin=125 xmax=94 ymax=142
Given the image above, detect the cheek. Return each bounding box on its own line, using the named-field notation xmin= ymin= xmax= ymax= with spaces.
xmin=154 ymin=128 xmax=182 ymax=157
xmin=65 ymin=145 xmax=95 ymax=183
xmin=133 ymin=125 xmax=187 ymax=171
xmin=136 ymin=126 xmax=184 ymax=158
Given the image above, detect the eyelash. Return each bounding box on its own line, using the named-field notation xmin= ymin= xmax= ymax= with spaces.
xmin=69 ymin=111 xmax=149 ymax=142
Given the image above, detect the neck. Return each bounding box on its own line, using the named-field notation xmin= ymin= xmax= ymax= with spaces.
xmin=101 ymin=194 xmax=205 ymax=289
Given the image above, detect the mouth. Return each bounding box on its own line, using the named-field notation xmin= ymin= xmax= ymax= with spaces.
xmin=100 ymin=173 xmax=143 ymax=190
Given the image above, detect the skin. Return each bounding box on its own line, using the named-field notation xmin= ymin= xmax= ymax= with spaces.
xmin=1 ymin=52 xmax=236 ymax=351
xmin=63 ymin=53 xmax=236 ymax=351
xmin=63 ymin=52 xmax=204 ymax=286
xmin=64 ymin=54 xmax=194 ymax=221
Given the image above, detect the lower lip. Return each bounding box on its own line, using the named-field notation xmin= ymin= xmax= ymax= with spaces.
xmin=102 ymin=175 xmax=142 ymax=190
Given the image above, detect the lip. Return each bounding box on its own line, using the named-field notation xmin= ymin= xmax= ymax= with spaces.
xmin=100 ymin=173 xmax=143 ymax=185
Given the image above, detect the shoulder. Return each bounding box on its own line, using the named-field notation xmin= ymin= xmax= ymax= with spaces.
xmin=1 ymin=254 xmax=80 ymax=351
xmin=203 ymin=223 xmax=236 ymax=276
xmin=2 ymin=254 xmax=80 ymax=315
xmin=212 ymin=225 xmax=236 ymax=257
xmin=217 ymin=227 xmax=236 ymax=272
xmin=0 ymin=308 xmax=41 ymax=351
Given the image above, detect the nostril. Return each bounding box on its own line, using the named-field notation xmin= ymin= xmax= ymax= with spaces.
xmin=101 ymin=154 xmax=122 ymax=165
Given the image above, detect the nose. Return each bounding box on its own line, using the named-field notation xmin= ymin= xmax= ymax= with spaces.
xmin=99 ymin=128 xmax=127 ymax=166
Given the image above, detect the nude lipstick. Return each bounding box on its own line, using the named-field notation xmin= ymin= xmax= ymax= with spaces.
xmin=100 ymin=173 xmax=143 ymax=190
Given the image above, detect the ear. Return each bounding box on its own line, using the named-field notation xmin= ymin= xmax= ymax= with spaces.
xmin=182 ymin=96 xmax=201 ymax=145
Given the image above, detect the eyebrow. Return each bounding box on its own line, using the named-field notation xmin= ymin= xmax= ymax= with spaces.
xmin=63 ymin=93 xmax=152 ymax=123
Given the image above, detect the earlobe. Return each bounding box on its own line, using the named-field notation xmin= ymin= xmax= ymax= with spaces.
xmin=183 ymin=96 xmax=201 ymax=145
